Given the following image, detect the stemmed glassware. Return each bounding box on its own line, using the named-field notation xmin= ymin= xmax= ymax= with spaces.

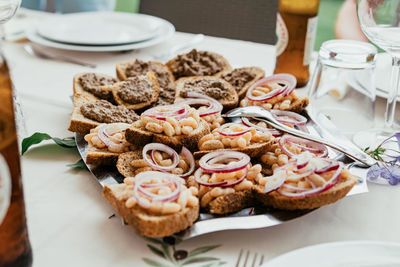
xmin=357 ymin=0 xmax=400 ymax=140
xmin=0 ymin=0 xmax=20 ymax=43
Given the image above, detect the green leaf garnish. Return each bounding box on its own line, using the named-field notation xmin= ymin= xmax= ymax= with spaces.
xmin=188 ymin=245 xmax=221 ymax=258
xmin=21 ymin=132 xmax=76 ymax=155
xmin=67 ymin=159 xmax=88 ymax=171
xmin=364 ymin=145 xmax=386 ymax=161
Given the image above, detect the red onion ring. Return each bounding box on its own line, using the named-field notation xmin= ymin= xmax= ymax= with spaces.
xmin=279 ymin=134 xmax=328 ymax=158
xmin=246 ymin=74 xmax=296 ymax=102
xmin=314 ymin=159 xmax=340 ymax=174
xmin=133 ymin=171 xmax=182 ymax=208
xmin=179 ymin=146 xmax=195 ymax=177
xmin=217 ymin=123 xmax=252 ymax=137
xmin=178 ymin=92 xmax=223 ymax=117
xmin=97 ymin=123 xmax=130 ymax=151
xmin=277 ymin=162 xmax=343 ymax=198
xmin=142 ymin=143 xmax=179 ymax=171
xmin=194 ymin=164 xmax=248 ymax=188
xmin=143 ymin=104 xmax=189 ymax=121
xmin=241 ymin=117 xmax=282 ymax=137
xmin=199 ymin=151 xmax=250 ymax=173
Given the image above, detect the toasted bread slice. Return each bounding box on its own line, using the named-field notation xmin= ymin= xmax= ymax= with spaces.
xmin=166 ymin=49 xmax=232 ymax=79
xmin=219 ymin=67 xmax=265 ymax=99
xmin=108 ymin=72 xmax=160 ymax=110
xmin=194 ymin=140 xmax=274 ymax=159
xmin=254 ymin=169 xmax=358 ymax=210
xmin=73 ymin=73 xmax=117 ymax=102
xmin=85 ymin=143 xmax=121 ymax=166
xmin=186 ymin=175 xmax=254 ymax=214
xmin=116 ymin=151 xmax=143 ymax=177
xmin=175 ymin=76 xmax=238 ymax=109
xmin=283 ymin=94 xmax=309 ymax=113
xmin=103 ymin=183 xmax=199 ymax=237
xmin=125 ymin=119 xmax=210 ymax=152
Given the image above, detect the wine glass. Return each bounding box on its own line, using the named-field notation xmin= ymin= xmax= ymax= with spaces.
xmin=357 ymin=0 xmax=400 ymax=140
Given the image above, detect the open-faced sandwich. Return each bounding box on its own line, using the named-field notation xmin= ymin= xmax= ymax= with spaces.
xmin=195 ymin=122 xmax=275 ymax=158
xmin=103 ymin=171 xmax=199 ymax=237
xmin=125 ymin=103 xmax=210 ymax=151
xmin=166 ymin=49 xmax=232 ymax=79
xmin=116 ymin=59 xmax=176 ymax=105
xmin=240 ymin=73 xmax=309 ymax=113
xmin=219 ymin=67 xmax=265 ymax=99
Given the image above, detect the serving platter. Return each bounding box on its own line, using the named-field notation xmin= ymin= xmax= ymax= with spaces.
xmin=75 ymin=110 xmax=369 ymax=239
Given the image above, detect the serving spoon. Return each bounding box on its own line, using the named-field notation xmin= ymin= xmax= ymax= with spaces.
xmin=224 ymin=106 xmax=376 ymax=167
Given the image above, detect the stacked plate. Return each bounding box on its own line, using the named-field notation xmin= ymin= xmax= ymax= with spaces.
xmin=26 ymin=12 xmax=175 ymax=52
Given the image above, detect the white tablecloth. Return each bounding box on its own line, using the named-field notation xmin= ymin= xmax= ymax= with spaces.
xmin=5 ymin=10 xmax=400 ymax=267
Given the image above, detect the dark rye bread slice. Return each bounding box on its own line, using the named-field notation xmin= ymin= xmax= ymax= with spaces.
xmin=194 ymin=139 xmax=276 ymax=159
xmin=186 ymin=175 xmax=254 ymax=215
xmin=175 ymin=76 xmax=239 ymax=109
xmin=85 ymin=143 xmax=121 ymax=166
xmin=282 ymin=94 xmax=309 ymax=114
xmin=73 ymin=72 xmax=117 ymax=102
xmin=253 ymin=170 xmax=358 ymax=210
xmin=103 ymin=183 xmax=199 ymax=237
xmin=116 ymin=150 xmax=142 ymax=177
xmin=219 ymin=67 xmax=265 ymax=99
xmin=108 ymin=72 xmax=160 ymax=110
xmin=166 ymin=49 xmax=232 ymax=80
xmin=125 ymin=119 xmax=210 ymax=152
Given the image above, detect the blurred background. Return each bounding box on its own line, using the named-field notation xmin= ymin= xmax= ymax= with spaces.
xmin=20 ymin=0 xmax=360 ymax=51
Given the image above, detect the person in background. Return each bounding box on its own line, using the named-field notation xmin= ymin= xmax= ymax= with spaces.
xmin=335 ymin=0 xmax=368 ymax=41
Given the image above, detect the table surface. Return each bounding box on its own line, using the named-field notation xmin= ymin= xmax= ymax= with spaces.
xmin=4 ymin=9 xmax=400 ymax=267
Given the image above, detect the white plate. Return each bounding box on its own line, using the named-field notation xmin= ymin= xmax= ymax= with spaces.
xmin=357 ymin=53 xmax=400 ymax=101
xmin=26 ymin=19 xmax=175 ymax=52
xmin=36 ymin=12 xmax=163 ymax=46
xmin=263 ymin=241 xmax=400 ymax=267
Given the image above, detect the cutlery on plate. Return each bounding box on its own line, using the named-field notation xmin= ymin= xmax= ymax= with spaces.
xmin=235 ymin=249 xmax=264 ymax=267
xmin=151 ymin=33 xmax=205 ymax=61
xmin=24 ymin=45 xmax=97 ymax=68
xmin=224 ymin=106 xmax=376 ymax=167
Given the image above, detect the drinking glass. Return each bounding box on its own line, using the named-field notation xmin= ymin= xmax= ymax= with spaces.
xmin=357 ymin=0 xmax=400 ymax=143
xmin=308 ymin=39 xmax=377 ymax=138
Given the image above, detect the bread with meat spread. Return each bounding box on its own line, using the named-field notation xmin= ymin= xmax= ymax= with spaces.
xmin=253 ymin=169 xmax=358 ymax=210
xmin=175 ymin=76 xmax=239 ymax=109
xmin=166 ymin=49 xmax=232 ymax=80
xmin=116 ymin=60 xmax=176 ymax=106
xmin=68 ymin=95 xmax=139 ymax=135
xmin=103 ymin=183 xmax=199 ymax=237
xmin=125 ymin=119 xmax=210 ymax=152
xmin=219 ymin=67 xmax=265 ymax=99
xmin=106 ymin=71 xmax=160 ymax=111
xmin=73 ymin=72 xmax=117 ymax=102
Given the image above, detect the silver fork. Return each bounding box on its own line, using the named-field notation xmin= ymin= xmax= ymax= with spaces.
xmin=235 ymin=249 xmax=264 ymax=267
xmin=24 ymin=45 xmax=97 ymax=68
